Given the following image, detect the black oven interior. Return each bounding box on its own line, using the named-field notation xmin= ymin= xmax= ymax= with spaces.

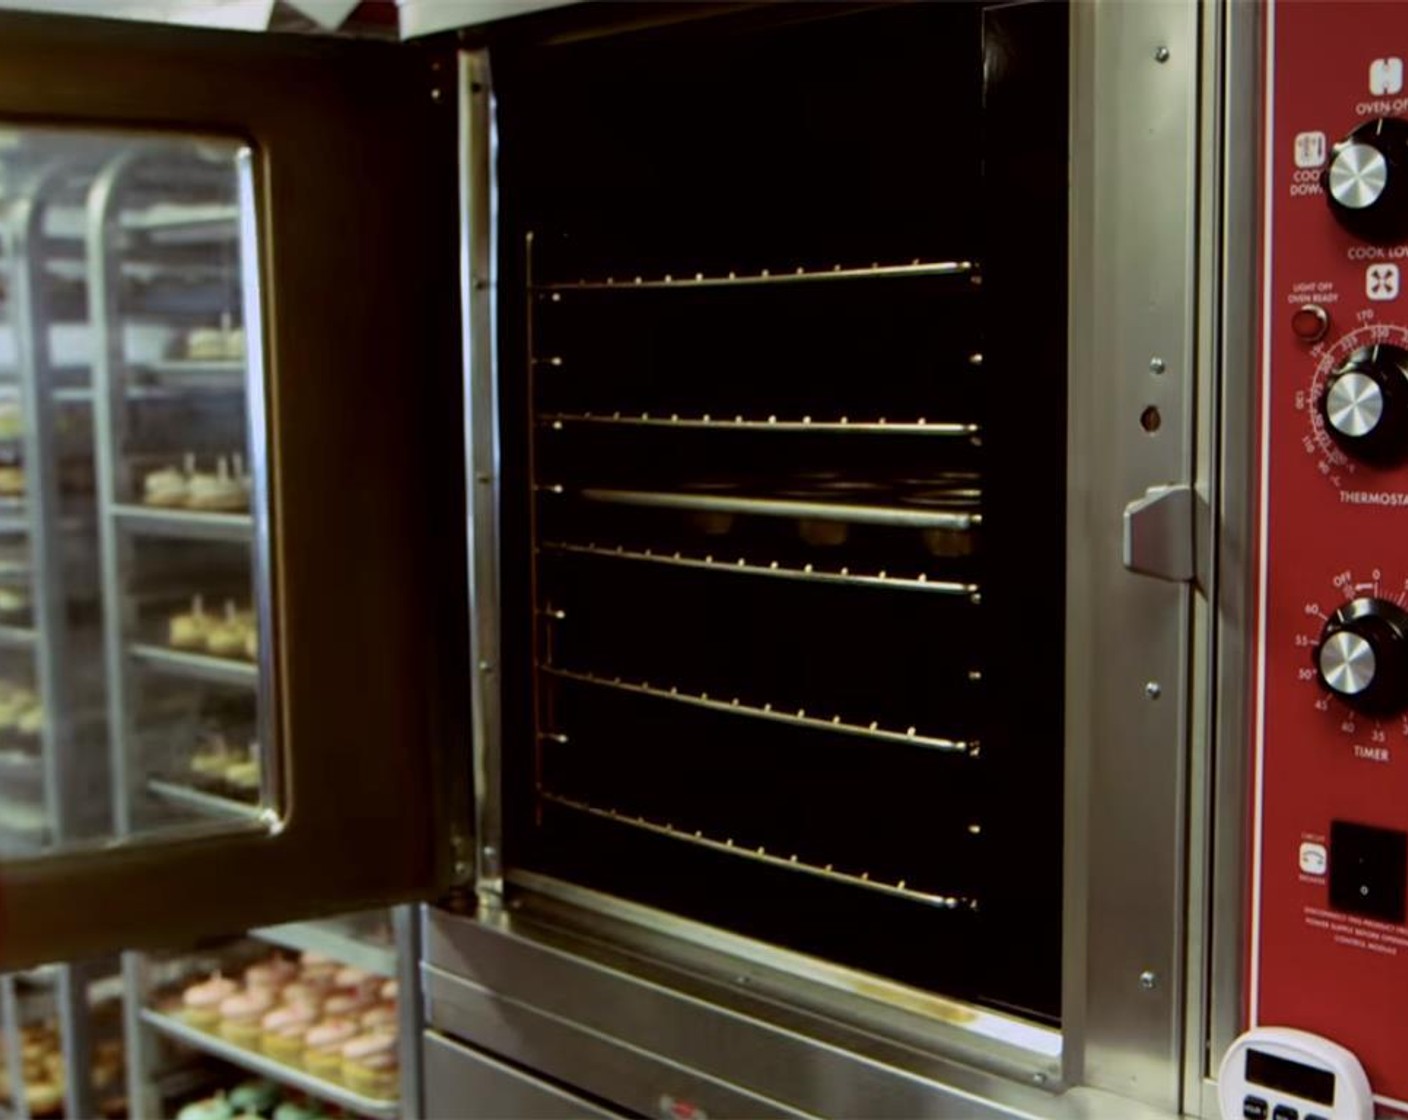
xmin=494 ymin=0 xmax=1068 ymax=1024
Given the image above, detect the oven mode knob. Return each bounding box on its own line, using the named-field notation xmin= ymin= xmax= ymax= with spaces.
xmin=1316 ymin=597 xmax=1408 ymax=715
xmin=1326 ymin=117 xmax=1408 ymax=242
xmin=1321 ymin=344 xmax=1408 ymax=464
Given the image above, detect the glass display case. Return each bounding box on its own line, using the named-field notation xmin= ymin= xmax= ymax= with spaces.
xmin=0 ymin=908 xmax=420 ymax=1120
xmin=0 ymin=125 xmax=270 ymax=853
xmin=0 ymin=962 xmax=125 ymax=1120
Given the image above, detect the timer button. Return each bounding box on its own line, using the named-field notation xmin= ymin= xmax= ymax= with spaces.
xmin=1291 ymin=303 xmax=1330 ymax=343
xmin=1315 ymin=596 xmax=1408 ymax=714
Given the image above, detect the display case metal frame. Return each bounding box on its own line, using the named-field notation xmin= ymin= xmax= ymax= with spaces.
xmin=0 ymin=158 xmax=105 ymax=1120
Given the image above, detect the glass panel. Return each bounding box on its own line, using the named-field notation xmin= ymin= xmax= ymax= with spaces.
xmin=0 ymin=125 xmax=271 ymax=856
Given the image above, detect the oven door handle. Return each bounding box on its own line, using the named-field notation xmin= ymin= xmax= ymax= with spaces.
xmin=1122 ymin=483 xmax=1196 ymax=583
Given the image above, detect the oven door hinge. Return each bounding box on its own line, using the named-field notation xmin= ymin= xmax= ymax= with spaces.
xmin=1122 ymin=483 xmax=1204 ymax=584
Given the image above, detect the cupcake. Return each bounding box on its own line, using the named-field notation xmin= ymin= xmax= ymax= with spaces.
xmin=218 ymin=989 xmax=274 ymax=1048
xmin=323 ymin=990 xmax=373 ymax=1019
xmin=298 ymin=952 xmax=339 ymax=986
xmin=229 ymin=1079 xmax=279 ymax=1115
xmin=280 ymin=979 xmax=330 ymax=1008
xmin=181 ymin=974 xmax=237 ymax=1032
xmin=303 ymin=1017 xmax=357 ymax=1083
xmin=341 ymin=1030 xmax=398 ymax=1100
xmin=360 ymin=1003 xmax=398 ymax=1032
xmin=260 ymin=1002 xmax=318 ymax=1064
xmin=244 ymin=956 xmax=296 ymax=995
xmin=378 ymin=979 xmax=398 ymax=1002
xmin=176 ymin=1095 xmax=235 ymax=1120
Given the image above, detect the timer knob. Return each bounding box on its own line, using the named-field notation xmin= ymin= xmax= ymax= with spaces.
xmin=1316 ymin=597 xmax=1408 ymax=715
xmin=1320 ymin=344 xmax=1408 ymax=464
xmin=1325 ymin=117 xmax=1408 ymax=242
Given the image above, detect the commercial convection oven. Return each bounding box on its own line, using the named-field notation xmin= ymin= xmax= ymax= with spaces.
xmin=9 ymin=0 xmax=1408 ymax=1116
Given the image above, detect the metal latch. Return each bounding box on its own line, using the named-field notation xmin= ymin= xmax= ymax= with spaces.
xmin=1122 ymin=484 xmax=1194 ymax=583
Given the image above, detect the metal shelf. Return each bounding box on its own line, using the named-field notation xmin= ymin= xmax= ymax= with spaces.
xmin=128 ymin=644 xmax=257 ymax=687
xmin=542 ymin=665 xmax=973 ymax=754
xmin=139 ymin=1008 xmax=399 ymax=1119
xmin=541 ymin=413 xmax=979 ymax=437
xmin=250 ymin=918 xmax=397 ymax=978
xmin=535 ymin=259 xmax=975 ymax=291
xmin=112 ymin=504 xmax=252 ymax=542
xmin=541 ymin=540 xmax=980 ymax=599
xmin=0 ymin=624 xmax=36 ymax=649
xmin=121 ymin=204 xmax=239 ymax=234
xmin=573 ymin=487 xmax=980 ymax=531
xmin=146 ymin=779 xmax=261 ymax=822
xmin=541 ymin=791 xmax=973 ymax=912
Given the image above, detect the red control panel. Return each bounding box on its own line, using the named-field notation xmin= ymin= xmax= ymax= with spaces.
xmin=1253 ymin=2 xmax=1408 ymax=1107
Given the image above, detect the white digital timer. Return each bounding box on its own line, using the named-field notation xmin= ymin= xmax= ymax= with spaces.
xmin=1217 ymin=1028 xmax=1372 ymax=1120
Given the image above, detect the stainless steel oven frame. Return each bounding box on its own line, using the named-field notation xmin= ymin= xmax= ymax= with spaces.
xmin=427 ymin=1 xmax=1263 ymax=1115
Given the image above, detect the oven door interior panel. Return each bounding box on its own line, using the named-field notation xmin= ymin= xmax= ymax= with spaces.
xmin=494 ymin=0 xmax=1068 ymax=1024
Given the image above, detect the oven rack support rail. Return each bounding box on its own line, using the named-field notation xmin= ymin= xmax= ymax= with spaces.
xmin=539 ymin=413 xmax=981 ymax=438
xmin=531 ymin=259 xmax=976 ymax=292
xmin=540 ymin=790 xmax=975 ymax=912
xmin=541 ymin=665 xmax=975 ymax=755
xmin=550 ymin=487 xmax=981 ymax=532
xmin=539 ymin=540 xmax=981 ymax=599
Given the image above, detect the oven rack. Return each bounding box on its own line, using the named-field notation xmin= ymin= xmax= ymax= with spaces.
xmin=540 ymin=540 xmax=981 ymax=599
xmin=559 ymin=487 xmax=981 ymax=531
xmin=540 ymin=413 xmax=980 ymax=438
xmin=532 ymin=259 xmax=976 ymax=292
xmin=540 ymin=790 xmax=975 ymax=911
xmin=541 ymin=665 xmax=975 ymax=754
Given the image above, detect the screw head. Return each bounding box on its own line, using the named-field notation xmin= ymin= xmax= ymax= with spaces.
xmin=1145 ymin=681 xmax=1162 ymax=699
xmin=1139 ymin=970 xmax=1158 ymax=990
xmin=1149 ymin=356 xmax=1167 ymax=374
xmin=1154 ymin=45 xmax=1170 ymax=63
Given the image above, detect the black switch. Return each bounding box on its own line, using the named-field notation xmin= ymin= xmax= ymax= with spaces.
xmin=1272 ymin=1106 xmax=1299 ymax=1120
xmin=1243 ymin=1096 xmax=1268 ymax=1120
xmin=1330 ymin=820 xmax=1408 ymax=922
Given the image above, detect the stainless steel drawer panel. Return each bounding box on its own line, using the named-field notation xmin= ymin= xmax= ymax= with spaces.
xmin=423 ymin=1030 xmax=621 ymax=1119
xmin=423 ymin=963 xmax=810 ymax=1119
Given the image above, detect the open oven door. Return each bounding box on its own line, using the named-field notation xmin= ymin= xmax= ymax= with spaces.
xmin=0 ymin=10 xmax=466 ymax=969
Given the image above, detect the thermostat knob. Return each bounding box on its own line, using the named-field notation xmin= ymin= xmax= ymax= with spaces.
xmin=1320 ymin=344 xmax=1408 ymax=465
xmin=1316 ymin=597 xmax=1408 ymax=715
xmin=1325 ymin=117 xmax=1408 ymax=242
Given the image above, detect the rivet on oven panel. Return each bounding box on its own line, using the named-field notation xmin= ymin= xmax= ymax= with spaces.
xmin=969 ymin=591 xmax=983 ymax=605
xmin=431 ymin=87 xmax=444 ymax=102
xmin=969 ymin=353 xmax=984 ymax=367
xmin=968 ymin=669 xmax=983 ymax=682
xmin=968 ymin=824 xmax=982 ymax=835
xmin=1031 ymin=1074 xmax=1048 ymax=1087
xmin=1139 ymin=970 xmax=1159 ymax=990
xmin=1145 ymin=680 xmax=1162 ymax=699
xmin=1154 ymin=45 xmax=1170 ymax=62
xmin=762 ymin=269 xmax=771 ymax=277
xmin=870 ymin=720 xmax=879 ymax=730
xmin=551 ymin=292 xmax=561 ymax=302
xmin=1149 ymin=356 xmax=1167 ymax=375
xmin=478 ymin=660 xmax=493 ymax=673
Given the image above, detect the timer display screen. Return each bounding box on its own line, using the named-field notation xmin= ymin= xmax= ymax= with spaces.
xmin=1246 ymin=1049 xmax=1335 ymax=1106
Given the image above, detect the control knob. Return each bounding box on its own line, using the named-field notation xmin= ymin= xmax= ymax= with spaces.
xmin=1320 ymin=344 xmax=1408 ymax=465
xmin=1315 ymin=597 xmax=1408 ymax=715
xmin=1326 ymin=117 xmax=1408 ymax=242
